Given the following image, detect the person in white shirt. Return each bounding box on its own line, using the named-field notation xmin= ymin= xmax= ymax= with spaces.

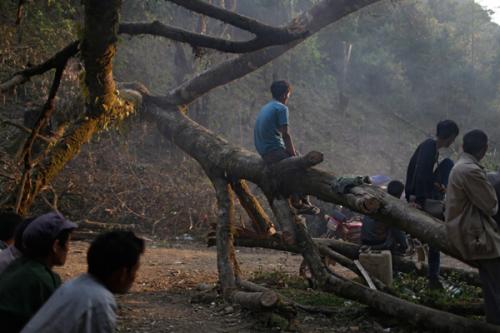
xmin=0 ymin=217 xmax=34 ymax=275
xmin=21 ymin=231 xmax=145 ymax=333
xmin=0 ymin=212 xmax=23 ymax=251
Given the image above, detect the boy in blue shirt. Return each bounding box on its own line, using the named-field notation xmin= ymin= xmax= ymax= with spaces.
xmin=254 ymin=80 xmax=319 ymax=215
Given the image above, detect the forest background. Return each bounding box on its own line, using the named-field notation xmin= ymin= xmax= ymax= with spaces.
xmin=1 ymin=0 xmax=499 ymax=238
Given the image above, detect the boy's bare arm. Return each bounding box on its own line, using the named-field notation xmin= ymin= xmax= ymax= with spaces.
xmin=279 ymin=125 xmax=296 ymax=156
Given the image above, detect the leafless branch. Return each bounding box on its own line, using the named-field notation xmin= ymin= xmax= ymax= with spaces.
xmin=166 ymin=0 xmax=296 ymax=36
xmin=15 ymin=60 xmax=68 ymax=213
xmin=119 ymin=21 xmax=306 ymax=53
xmin=0 ymin=117 xmax=53 ymax=143
xmin=0 ymin=41 xmax=79 ymax=93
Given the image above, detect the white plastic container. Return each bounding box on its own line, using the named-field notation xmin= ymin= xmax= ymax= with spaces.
xmin=359 ymin=250 xmax=393 ymax=286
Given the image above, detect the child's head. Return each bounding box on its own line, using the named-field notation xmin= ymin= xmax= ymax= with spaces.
xmin=387 ymin=180 xmax=405 ymax=199
xmin=87 ymin=231 xmax=145 ymax=294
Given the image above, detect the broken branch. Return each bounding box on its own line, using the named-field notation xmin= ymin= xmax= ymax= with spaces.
xmin=0 ymin=41 xmax=79 ymax=93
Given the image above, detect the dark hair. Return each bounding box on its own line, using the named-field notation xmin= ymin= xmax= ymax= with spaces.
xmin=25 ymin=229 xmax=72 ymax=258
xmin=387 ymin=180 xmax=405 ymax=199
xmin=13 ymin=217 xmax=35 ymax=252
xmin=270 ymin=80 xmax=291 ymax=100
xmin=88 ymin=231 xmax=145 ymax=279
xmin=436 ymin=120 xmax=459 ymax=140
xmin=0 ymin=212 xmax=23 ymax=242
xmin=463 ymin=129 xmax=488 ymax=156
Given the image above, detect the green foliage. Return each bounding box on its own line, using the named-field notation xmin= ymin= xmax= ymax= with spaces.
xmin=250 ymin=267 xmax=354 ymax=308
xmin=393 ymin=272 xmax=482 ymax=310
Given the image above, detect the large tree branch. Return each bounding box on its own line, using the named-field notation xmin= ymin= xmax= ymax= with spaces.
xmin=119 ymin=21 xmax=306 ymax=54
xmin=16 ymin=61 xmax=67 ymax=214
xmin=166 ymin=0 xmax=296 ymax=36
xmin=146 ymin=102 xmax=465 ymax=265
xmin=211 ymin=177 xmax=238 ymax=299
xmin=10 ymin=0 xmax=131 ymax=213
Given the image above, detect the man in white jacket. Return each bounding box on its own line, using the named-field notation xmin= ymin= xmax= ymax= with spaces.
xmin=445 ymin=129 xmax=500 ymax=325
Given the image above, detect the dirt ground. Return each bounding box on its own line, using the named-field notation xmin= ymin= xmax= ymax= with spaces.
xmin=58 ymin=239 xmax=478 ymax=333
xmin=57 ymin=240 xmax=373 ymax=333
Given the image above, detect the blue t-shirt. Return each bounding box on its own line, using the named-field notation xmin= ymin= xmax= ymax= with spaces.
xmin=254 ymin=100 xmax=289 ymax=156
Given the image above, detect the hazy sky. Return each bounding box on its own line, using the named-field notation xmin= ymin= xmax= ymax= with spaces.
xmin=475 ymin=0 xmax=500 ymax=24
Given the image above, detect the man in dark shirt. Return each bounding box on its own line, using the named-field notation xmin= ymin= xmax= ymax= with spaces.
xmin=405 ymin=120 xmax=459 ymax=289
xmin=361 ymin=180 xmax=408 ymax=254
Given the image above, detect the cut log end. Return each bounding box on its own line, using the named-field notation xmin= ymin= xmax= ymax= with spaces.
xmin=260 ymin=291 xmax=280 ymax=308
xmin=304 ymin=151 xmax=324 ymax=165
xmin=362 ymin=197 xmax=380 ymax=213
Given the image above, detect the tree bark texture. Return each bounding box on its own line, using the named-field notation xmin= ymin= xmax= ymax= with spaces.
xmin=13 ymin=0 xmax=140 ymax=214
xmin=212 ymin=177 xmax=239 ymax=299
xmin=231 ymin=180 xmax=274 ymax=235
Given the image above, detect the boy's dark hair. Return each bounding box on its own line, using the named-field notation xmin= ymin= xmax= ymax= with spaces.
xmin=25 ymin=229 xmax=72 ymax=258
xmin=270 ymin=80 xmax=291 ymax=100
xmin=436 ymin=120 xmax=459 ymax=140
xmin=387 ymin=180 xmax=405 ymax=199
xmin=88 ymin=231 xmax=145 ymax=279
xmin=463 ymin=129 xmax=488 ymax=156
xmin=0 ymin=212 xmax=23 ymax=242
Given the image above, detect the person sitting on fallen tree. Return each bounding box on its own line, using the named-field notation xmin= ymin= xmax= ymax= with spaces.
xmin=22 ymin=231 xmax=145 ymax=333
xmin=254 ymin=80 xmax=319 ymax=215
xmin=360 ymin=180 xmax=408 ymax=254
xmin=446 ymin=130 xmax=500 ymax=325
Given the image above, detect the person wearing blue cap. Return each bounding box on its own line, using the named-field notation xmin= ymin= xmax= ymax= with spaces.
xmin=0 ymin=211 xmax=77 ymax=333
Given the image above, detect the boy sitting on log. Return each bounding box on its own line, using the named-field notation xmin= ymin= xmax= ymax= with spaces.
xmin=254 ymin=80 xmax=319 ymax=215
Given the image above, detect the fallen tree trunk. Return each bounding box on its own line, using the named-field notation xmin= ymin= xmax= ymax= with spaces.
xmin=231 ymin=235 xmax=481 ymax=286
xmin=324 ymin=276 xmax=498 ymax=333
xmin=315 ymin=238 xmax=481 ymax=286
xmin=147 ymin=102 xmax=469 ymax=267
xmin=266 ymin=187 xmax=499 ymax=332
xmin=232 ymin=290 xmax=279 ymax=310
xmin=268 ymin=151 xmax=324 ymax=174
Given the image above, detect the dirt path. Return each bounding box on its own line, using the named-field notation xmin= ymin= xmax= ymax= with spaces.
xmin=58 ymin=240 xmax=349 ymax=332
xmin=57 ymin=240 xmax=476 ymax=332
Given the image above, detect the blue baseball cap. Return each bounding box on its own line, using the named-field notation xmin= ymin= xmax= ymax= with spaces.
xmin=22 ymin=212 xmax=77 ymax=249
